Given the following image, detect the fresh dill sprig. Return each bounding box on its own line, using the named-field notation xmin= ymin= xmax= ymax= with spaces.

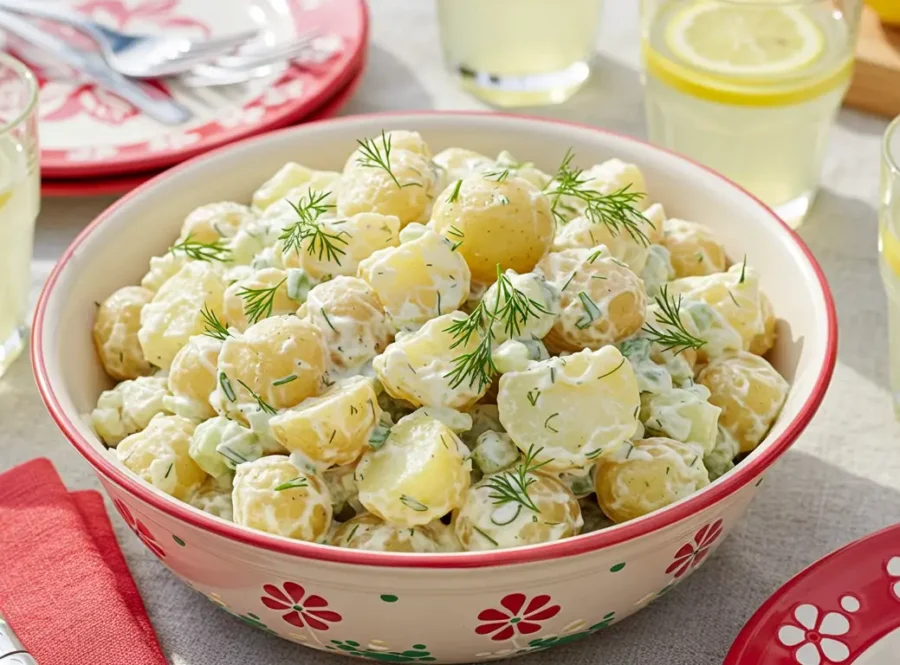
xmin=237 ymin=278 xmax=286 ymax=325
xmin=485 ymin=445 xmax=553 ymax=514
xmin=641 ymin=285 xmax=707 ymax=355
xmin=447 ymin=179 xmax=462 ymax=203
xmin=201 ymin=304 xmax=230 ymax=340
xmin=355 ymin=130 xmax=415 ymax=189
xmin=484 ymin=169 xmax=509 ymax=182
xmin=279 ymin=189 xmax=348 ymax=265
xmin=443 ymin=264 xmax=549 ymax=390
xmin=274 ymin=477 xmax=308 ymax=492
xmin=549 ymin=149 xmax=651 ymax=246
xmin=169 ymin=234 xmax=231 ymax=262
xmin=236 ymin=379 xmax=277 ymax=415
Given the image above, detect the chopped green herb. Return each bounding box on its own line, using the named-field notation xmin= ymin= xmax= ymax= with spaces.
xmin=201 ymin=305 xmax=230 ymax=340
xmin=320 ymin=308 xmax=337 ymax=331
xmin=447 ymin=179 xmax=463 ymax=203
xmin=641 ymin=285 xmax=707 ymax=355
xmin=739 ymin=255 xmax=747 ymax=284
xmin=219 ymin=373 xmax=236 ymax=402
xmin=575 ymin=291 xmax=602 ymax=329
xmin=561 ymin=271 xmax=577 ymax=292
xmin=169 ymin=234 xmax=232 ymax=262
xmin=544 ymin=413 xmax=560 ymax=433
xmin=274 ymin=476 xmax=309 ymax=491
xmin=272 ymin=374 xmax=298 ymax=387
xmin=400 ymin=494 xmax=428 ymax=512
xmin=238 ymin=277 xmax=287 ymax=325
xmin=526 ymin=389 xmax=541 ymax=407
xmin=237 ymin=379 xmax=276 ymax=415
xmin=485 ymin=444 xmax=553 ymax=514
xmin=473 ymin=525 xmax=499 ymax=546
xmin=484 ymin=169 xmax=509 ymax=182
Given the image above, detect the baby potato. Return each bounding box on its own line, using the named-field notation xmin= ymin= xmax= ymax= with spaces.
xmin=269 ymin=376 xmax=381 ymax=467
xmin=640 ymin=384 xmax=722 ymax=455
xmin=338 ymin=139 xmax=436 ymax=227
xmin=461 ymin=404 xmax=504 ymax=449
xmin=749 ymin=292 xmax=776 ymax=356
xmin=232 ymin=455 xmax=332 ymax=541
xmin=378 ymin=130 xmax=431 ymax=157
xmin=252 ymin=162 xmax=341 ymax=212
xmin=279 ymin=212 xmax=401 ymax=281
xmin=454 ymin=471 xmax=582 ymax=551
xmin=433 ymin=147 xmax=494 ymax=189
xmin=178 ymin=202 xmax=255 ymax=244
xmin=357 ymin=229 xmax=471 ymax=330
xmin=480 ymin=269 xmax=561 ymax=344
xmin=188 ymin=474 xmax=234 ymax=521
xmin=583 ymin=159 xmax=650 ymax=210
xmin=166 ymin=334 xmax=221 ymax=420
xmin=373 ymin=312 xmax=489 ymax=410
xmin=140 ymin=251 xmax=190 ymax=293
xmin=594 ymin=437 xmax=710 ymax=523
xmin=329 ymin=513 xmax=444 ymax=552
xmin=189 ymin=415 xmax=262 ymax=478
xmin=259 ymin=176 xmax=341 ymax=230
xmin=138 ymin=261 xmax=227 ymax=369
xmin=497 ymin=346 xmax=641 ymax=470
xmin=91 ymin=376 xmax=171 ymax=447
xmin=355 ymin=411 xmax=471 ymax=527
xmin=662 ymin=218 xmax=728 ymax=278
xmin=93 ymin=285 xmax=155 ymax=380
xmin=430 ymin=174 xmax=555 ymax=284
xmin=299 ymin=276 xmax=395 ymax=371
xmin=669 ymin=263 xmax=771 ymax=358
xmin=116 ymin=414 xmax=207 ymax=500
xmin=215 ymin=315 xmax=328 ymax=423
xmin=538 ymin=247 xmax=647 ymax=353
xmin=552 ymin=203 xmax=666 ymax=273
xmin=697 ymin=351 xmax=789 ymax=453
xmin=222 ymin=268 xmax=297 ymax=332
xmin=494 ymin=150 xmax=553 ymax=190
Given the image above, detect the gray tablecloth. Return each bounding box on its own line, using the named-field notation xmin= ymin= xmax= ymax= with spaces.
xmin=3 ymin=1 xmax=899 ymax=663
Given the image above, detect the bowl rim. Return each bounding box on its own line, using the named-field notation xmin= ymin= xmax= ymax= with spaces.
xmin=31 ymin=110 xmax=838 ymax=569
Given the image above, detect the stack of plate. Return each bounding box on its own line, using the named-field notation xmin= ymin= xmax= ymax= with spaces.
xmin=4 ymin=0 xmax=368 ymax=197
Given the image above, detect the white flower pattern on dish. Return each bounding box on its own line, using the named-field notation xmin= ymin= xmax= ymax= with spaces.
xmin=777 ymin=603 xmax=851 ymax=665
xmin=886 ymin=556 xmax=900 ymax=600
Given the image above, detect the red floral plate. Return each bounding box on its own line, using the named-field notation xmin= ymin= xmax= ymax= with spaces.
xmin=41 ymin=54 xmax=364 ymax=197
xmin=2 ymin=0 xmax=367 ymax=179
xmin=725 ymin=524 xmax=900 ymax=665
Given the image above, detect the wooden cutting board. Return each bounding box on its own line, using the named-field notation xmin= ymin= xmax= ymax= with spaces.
xmin=845 ymin=6 xmax=900 ymax=117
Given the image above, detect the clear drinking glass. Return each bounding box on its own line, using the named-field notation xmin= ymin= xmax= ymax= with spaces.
xmin=0 ymin=55 xmax=39 ymax=379
xmin=641 ymin=0 xmax=862 ymax=228
xmin=880 ymin=115 xmax=900 ymax=417
xmin=436 ymin=0 xmax=603 ymax=107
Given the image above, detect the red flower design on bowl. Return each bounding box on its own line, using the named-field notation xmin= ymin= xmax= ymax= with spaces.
xmin=112 ymin=498 xmax=166 ymax=559
xmin=666 ymin=518 xmax=724 ymax=578
xmin=476 ymin=593 xmax=561 ymax=641
xmin=261 ymin=582 xmax=342 ymax=630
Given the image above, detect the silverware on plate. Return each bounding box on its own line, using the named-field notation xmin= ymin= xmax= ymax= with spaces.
xmin=0 ymin=9 xmax=191 ymax=125
xmin=0 ymin=0 xmax=258 ymax=78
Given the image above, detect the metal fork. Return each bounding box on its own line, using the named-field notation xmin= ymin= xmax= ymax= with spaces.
xmin=0 ymin=0 xmax=258 ymax=78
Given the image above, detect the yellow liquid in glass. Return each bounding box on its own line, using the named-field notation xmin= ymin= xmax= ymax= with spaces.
xmin=0 ymin=136 xmax=39 ymax=377
xmin=643 ymin=1 xmax=854 ymax=227
xmin=437 ymin=0 xmax=602 ymax=106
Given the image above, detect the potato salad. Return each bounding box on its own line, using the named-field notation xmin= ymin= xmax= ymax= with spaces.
xmin=91 ymin=130 xmax=789 ymax=553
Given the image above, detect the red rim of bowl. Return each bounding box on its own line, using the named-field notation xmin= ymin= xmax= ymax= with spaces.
xmin=31 ymin=111 xmax=838 ymax=569
xmin=40 ymin=0 xmax=369 ymax=179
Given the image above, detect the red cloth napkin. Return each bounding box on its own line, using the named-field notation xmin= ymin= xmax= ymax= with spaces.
xmin=0 ymin=458 xmax=167 ymax=665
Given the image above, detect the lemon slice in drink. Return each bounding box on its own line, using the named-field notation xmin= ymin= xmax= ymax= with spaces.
xmin=666 ymin=2 xmax=825 ymax=77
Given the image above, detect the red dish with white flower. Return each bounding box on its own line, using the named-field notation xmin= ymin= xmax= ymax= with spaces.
xmin=725 ymin=523 xmax=900 ymax=665
xmin=41 ymin=53 xmax=365 ymax=197
xmin=1 ymin=0 xmax=367 ymax=178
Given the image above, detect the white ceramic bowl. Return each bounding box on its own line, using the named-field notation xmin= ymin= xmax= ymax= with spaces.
xmin=32 ymin=112 xmax=836 ymax=663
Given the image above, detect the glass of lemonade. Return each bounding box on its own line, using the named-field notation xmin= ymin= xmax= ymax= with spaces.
xmin=641 ymin=0 xmax=862 ymax=228
xmin=0 ymin=55 xmax=39 ymax=379
xmin=880 ymin=115 xmax=900 ymax=417
xmin=436 ymin=0 xmax=604 ymax=107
